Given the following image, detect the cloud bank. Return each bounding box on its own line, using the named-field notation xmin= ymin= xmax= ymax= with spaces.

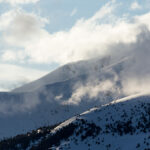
xmin=0 ymin=92 xmax=40 ymax=115
xmin=62 ymin=25 xmax=150 ymax=105
xmin=1 ymin=1 xmax=150 ymax=65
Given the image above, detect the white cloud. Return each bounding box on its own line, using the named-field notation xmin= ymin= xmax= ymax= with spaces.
xmin=0 ymin=64 xmax=47 ymax=82
xmin=88 ymin=1 xmax=115 ymax=22
xmin=0 ymin=9 xmax=49 ymax=47
xmin=1 ymin=50 xmax=17 ymax=61
xmin=0 ymin=63 xmax=48 ymax=91
xmin=70 ymin=8 xmax=77 ymax=17
xmin=24 ymin=12 xmax=140 ymax=64
xmin=1 ymin=50 xmax=26 ymax=62
xmin=131 ymin=2 xmax=141 ymax=10
xmin=0 ymin=2 xmax=120 ymax=64
xmin=63 ymin=79 xmax=119 ymax=105
xmin=0 ymin=1 xmax=149 ymax=66
xmin=0 ymin=88 xmax=9 ymax=92
xmin=0 ymin=0 xmax=39 ymax=5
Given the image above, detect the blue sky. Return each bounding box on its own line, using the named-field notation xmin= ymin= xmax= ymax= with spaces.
xmin=0 ymin=0 xmax=150 ymax=91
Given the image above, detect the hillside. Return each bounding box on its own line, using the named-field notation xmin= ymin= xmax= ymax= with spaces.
xmin=1 ymin=94 xmax=150 ymax=150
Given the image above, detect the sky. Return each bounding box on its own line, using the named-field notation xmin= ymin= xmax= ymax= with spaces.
xmin=0 ymin=0 xmax=150 ymax=91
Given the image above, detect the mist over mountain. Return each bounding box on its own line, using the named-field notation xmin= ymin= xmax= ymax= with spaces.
xmin=1 ymin=0 xmax=150 ymax=149
xmin=0 ymin=27 xmax=150 ymax=148
xmin=0 ymin=39 xmax=150 ymax=140
xmin=0 ymin=56 xmax=122 ymax=139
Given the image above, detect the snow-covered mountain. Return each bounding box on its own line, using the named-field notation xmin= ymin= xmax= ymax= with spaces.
xmin=0 ymin=56 xmax=127 ymax=139
xmin=12 ymin=57 xmax=111 ymax=93
xmin=41 ymin=93 xmax=150 ymax=150
xmin=1 ymin=93 xmax=150 ymax=150
xmin=0 ymin=52 xmax=149 ymax=149
xmin=0 ymin=53 xmax=150 ymax=150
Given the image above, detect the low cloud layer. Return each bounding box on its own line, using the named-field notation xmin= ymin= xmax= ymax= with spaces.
xmin=0 ymin=63 xmax=47 ymax=91
xmin=64 ymin=80 xmax=119 ymax=105
xmin=0 ymin=92 xmax=40 ymax=115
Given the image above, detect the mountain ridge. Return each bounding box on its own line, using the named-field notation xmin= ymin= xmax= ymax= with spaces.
xmin=1 ymin=93 xmax=150 ymax=150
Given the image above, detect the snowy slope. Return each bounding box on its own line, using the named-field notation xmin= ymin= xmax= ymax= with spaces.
xmin=12 ymin=57 xmax=111 ymax=93
xmin=31 ymin=94 xmax=150 ymax=150
xmin=1 ymin=93 xmax=150 ymax=150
